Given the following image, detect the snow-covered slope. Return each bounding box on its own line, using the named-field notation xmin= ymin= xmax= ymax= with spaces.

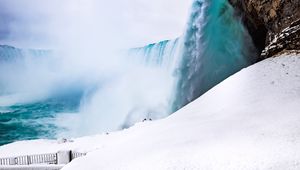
xmin=1 ymin=53 xmax=300 ymax=169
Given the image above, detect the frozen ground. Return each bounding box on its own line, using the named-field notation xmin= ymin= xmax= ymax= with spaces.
xmin=1 ymin=53 xmax=300 ymax=170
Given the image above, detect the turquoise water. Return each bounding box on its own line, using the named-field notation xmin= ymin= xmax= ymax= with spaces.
xmin=0 ymin=96 xmax=81 ymax=146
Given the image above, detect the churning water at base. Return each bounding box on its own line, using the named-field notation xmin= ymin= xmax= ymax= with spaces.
xmin=0 ymin=99 xmax=79 ymax=145
xmin=0 ymin=0 xmax=257 ymax=145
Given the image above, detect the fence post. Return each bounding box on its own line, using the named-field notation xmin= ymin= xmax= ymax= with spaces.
xmin=27 ymin=155 xmax=31 ymax=165
xmin=9 ymin=157 xmax=16 ymax=165
xmin=57 ymin=150 xmax=71 ymax=164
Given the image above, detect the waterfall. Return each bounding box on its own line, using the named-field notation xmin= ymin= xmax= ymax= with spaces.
xmin=0 ymin=45 xmax=51 ymax=62
xmin=95 ymin=0 xmax=257 ymax=130
xmin=0 ymin=45 xmax=53 ymax=96
xmin=127 ymin=0 xmax=256 ymax=113
xmin=171 ymin=0 xmax=257 ymax=111
xmin=129 ymin=39 xmax=182 ymax=70
xmin=0 ymin=0 xmax=258 ymax=141
xmin=114 ymin=39 xmax=183 ymax=129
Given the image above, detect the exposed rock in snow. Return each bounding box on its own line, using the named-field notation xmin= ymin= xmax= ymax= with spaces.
xmin=1 ymin=53 xmax=300 ymax=169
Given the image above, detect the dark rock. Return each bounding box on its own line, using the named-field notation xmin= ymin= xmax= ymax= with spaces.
xmin=229 ymin=0 xmax=300 ymax=59
xmin=262 ymin=19 xmax=300 ymax=58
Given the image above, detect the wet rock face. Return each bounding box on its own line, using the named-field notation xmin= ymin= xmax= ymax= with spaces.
xmin=229 ymin=0 xmax=300 ymax=59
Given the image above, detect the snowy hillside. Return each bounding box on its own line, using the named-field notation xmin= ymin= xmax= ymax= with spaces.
xmin=1 ymin=53 xmax=300 ymax=169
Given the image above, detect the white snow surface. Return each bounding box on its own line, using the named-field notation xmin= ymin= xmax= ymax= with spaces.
xmin=1 ymin=53 xmax=300 ymax=169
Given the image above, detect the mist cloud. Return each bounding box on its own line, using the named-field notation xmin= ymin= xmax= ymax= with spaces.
xmin=0 ymin=0 xmax=192 ymax=48
xmin=0 ymin=0 xmax=193 ymax=137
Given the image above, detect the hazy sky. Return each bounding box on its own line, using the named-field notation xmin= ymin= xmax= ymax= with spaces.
xmin=0 ymin=0 xmax=193 ymax=48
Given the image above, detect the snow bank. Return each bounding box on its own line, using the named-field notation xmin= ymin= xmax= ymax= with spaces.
xmin=1 ymin=53 xmax=300 ymax=169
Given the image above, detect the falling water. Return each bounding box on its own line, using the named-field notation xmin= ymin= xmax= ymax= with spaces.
xmin=172 ymin=0 xmax=257 ymax=111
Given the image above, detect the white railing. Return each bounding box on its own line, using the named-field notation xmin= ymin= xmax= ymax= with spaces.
xmin=0 ymin=150 xmax=86 ymax=166
xmin=0 ymin=165 xmax=63 ymax=170
xmin=71 ymin=152 xmax=86 ymax=160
